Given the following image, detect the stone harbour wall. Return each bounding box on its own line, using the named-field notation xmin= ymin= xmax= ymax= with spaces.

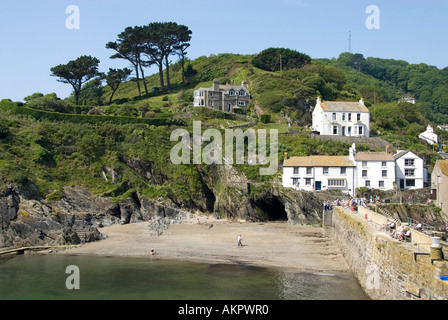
xmin=332 ymin=207 xmax=448 ymax=300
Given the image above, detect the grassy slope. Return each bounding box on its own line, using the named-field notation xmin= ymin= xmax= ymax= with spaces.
xmin=0 ymin=52 xmax=443 ymax=204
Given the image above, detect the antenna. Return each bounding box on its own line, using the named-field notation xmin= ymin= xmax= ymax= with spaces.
xmin=348 ymin=30 xmax=351 ymax=53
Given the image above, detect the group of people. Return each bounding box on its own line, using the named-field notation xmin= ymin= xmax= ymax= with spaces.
xmin=381 ymin=219 xmax=413 ymax=242
xmin=391 ymin=223 xmax=412 ymax=242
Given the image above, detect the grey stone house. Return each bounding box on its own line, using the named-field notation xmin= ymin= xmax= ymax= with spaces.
xmin=193 ymin=80 xmax=250 ymax=113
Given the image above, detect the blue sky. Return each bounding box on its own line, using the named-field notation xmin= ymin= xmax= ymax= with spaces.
xmin=0 ymin=0 xmax=447 ymax=102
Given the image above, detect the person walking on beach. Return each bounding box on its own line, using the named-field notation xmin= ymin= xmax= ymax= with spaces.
xmin=237 ymin=235 xmax=243 ymax=247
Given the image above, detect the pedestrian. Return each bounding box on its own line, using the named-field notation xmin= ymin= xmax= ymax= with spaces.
xmin=237 ymin=235 xmax=243 ymax=247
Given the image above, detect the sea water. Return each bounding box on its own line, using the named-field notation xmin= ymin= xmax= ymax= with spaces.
xmin=0 ymin=254 xmax=369 ymax=300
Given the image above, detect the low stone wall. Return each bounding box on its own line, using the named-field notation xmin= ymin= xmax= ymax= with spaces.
xmin=332 ymin=207 xmax=448 ymax=300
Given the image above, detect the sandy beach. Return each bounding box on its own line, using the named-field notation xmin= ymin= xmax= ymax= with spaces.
xmin=58 ymin=215 xmax=351 ymax=273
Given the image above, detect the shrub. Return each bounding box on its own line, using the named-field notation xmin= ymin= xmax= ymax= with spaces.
xmin=260 ymin=114 xmax=271 ymax=123
xmin=0 ymin=122 xmax=10 ymax=138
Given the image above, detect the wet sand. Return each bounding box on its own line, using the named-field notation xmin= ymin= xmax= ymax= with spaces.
xmin=58 ymin=215 xmax=351 ymax=273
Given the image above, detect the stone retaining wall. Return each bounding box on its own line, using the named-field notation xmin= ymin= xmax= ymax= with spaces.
xmin=332 ymin=207 xmax=448 ymax=300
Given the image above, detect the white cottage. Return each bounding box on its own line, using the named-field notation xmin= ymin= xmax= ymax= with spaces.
xmin=282 ymin=153 xmax=356 ymax=196
xmin=312 ymin=97 xmax=370 ymax=137
xmin=393 ymin=150 xmax=425 ymax=189
xmin=418 ymin=125 xmax=440 ymax=147
xmin=354 ymin=149 xmax=396 ymax=190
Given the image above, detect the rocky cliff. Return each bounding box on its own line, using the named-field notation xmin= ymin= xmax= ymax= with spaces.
xmin=0 ymin=163 xmax=327 ymax=249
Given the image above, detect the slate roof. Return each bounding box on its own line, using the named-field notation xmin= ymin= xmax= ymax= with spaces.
xmin=435 ymin=160 xmax=448 ymax=176
xmin=283 ymin=156 xmax=355 ymax=167
xmin=354 ymin=152 xmax=394 ymax=161
xmin=320 ymin=101 xmax=369 ymax=113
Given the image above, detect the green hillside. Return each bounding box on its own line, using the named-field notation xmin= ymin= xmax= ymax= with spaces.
xmin=1 ymin=48 xmax=447 ymax=207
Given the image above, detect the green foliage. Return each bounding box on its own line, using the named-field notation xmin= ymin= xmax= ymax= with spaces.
xmin=260 ymin=114 xmax=271 ymax=123
xmin=0 ymin=122 xmax=10 ymax=138
xmin=252 ymin=47 xmax=311 ymax=72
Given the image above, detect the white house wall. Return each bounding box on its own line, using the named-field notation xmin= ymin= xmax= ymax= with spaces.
xmin=355 ymin=160 xmax=395 ymax=190
xmin=282 ymin=166 xmax=355 ymax=196
xmin=395 ymin=153 xmax=425 ymax=189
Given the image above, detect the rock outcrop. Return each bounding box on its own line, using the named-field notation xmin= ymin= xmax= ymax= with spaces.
xmin=0 ymin=163 xmax=328 ymax=249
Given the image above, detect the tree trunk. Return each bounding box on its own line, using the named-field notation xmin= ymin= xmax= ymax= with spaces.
xmin=158 ymin=62 xmax=164 ymax=89
xmin=165 ymin=55 xmax=171 ymax=91
xmin=139 ymin=61 xmax=148 ymax=95
xmin=109 ymin=87 xmax=118 ymax=103
xmin=181 ymin=55 xmax=185 ymax=84
xmin=134 ymin=65 xmax=141 ymax=96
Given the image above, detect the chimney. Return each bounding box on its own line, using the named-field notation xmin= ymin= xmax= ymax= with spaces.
xmin=213 ymin=80 xmax=220 ymax=91
xmin=386 ymin=145 xmax=389 ymax=154
xmin=284 ymin=152 xmax=288 ymax=160
xmin=241 ymin=81 xmax=248 ymax=89
xmin=360 ymin=98 xmax=365 ymax=105
xmin=316 ymin=96 xmax=322 ymax=104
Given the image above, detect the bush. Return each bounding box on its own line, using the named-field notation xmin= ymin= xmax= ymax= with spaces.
xmin=0 ymin=122 xmax=10 ymax=138
xmin=260 ymin=114 xmax=271 ymax=123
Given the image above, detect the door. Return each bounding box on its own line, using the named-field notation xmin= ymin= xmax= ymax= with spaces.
xmin=400 ymin=179 xmax=404 ymax=189
xmin=315 ymin=181 xmax=322 ymax=191
xmin=342 ymin=126 xmax=346 ymax=136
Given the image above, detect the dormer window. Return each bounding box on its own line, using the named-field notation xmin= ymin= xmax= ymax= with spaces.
xmin=229 ymin=89 xmax=235 ymax=96
xmin=238 ymin=89 xmax=246 ymax=96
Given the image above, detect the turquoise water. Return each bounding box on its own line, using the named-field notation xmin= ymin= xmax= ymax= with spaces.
xmin=0 ymin=254 xmax=369 ymax=300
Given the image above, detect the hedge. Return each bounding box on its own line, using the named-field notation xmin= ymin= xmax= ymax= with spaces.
xmin=0 ymin=102 xmax=171 ymax=126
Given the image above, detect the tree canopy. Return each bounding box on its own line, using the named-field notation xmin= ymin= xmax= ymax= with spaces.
xmin=50 ymin=55 xmax=100 ymax=105
xmin=252 ymin=47 xmax=311 ymax=72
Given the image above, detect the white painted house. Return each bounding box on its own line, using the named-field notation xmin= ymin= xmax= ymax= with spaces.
xmin=419 ymin=125 xmax=440 ymax=147
xmin=354 ymin=149 xmax=396 ymax=190
xmin=282 ymin=144 xmax=427 ymax=194
xmin=312 ymin=97 xmax=370 ymax=137
xmin=282 ymin=152 xmax=357 ymax=196
xmin=393 ymin=150 xmax=425 ymax=189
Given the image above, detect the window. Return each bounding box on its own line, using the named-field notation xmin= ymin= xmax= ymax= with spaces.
xmin=382 ymin=170 xmax=387 ymax=178
xmin=305 ymin=178 xmax=312 ymax=185
xmin=379 ymin=181 xmax=385 ymax=188
xmin=405 ymin=169 xmax=415 ymax=176
xmin=381 ymin=161 xmax=387 ymax=167
xmin=229 ymin=89 xmax=235 ymax=96
xmin=332 ymin=113 xmax=337 ymax=121
xmin=293 ymin=167 xmax=299 ymax=175
xmin=333 ymin=126 xmax=338 ymax=135
xmin=406 ymin=179 xmax=415 ymax=187
xmin=323 ymin=167 xmax=329 ymax=175
xmin=340 ymin=167 xmax=346 ymax=174
xmin=306 ymin=167 xmax=312 ymax=175
xmin=362 ymin=170 xmax=368 ymax=178
xmin=237 ymin=101 xmax=245 ymax=106
xmin=238 ymin=89 xmax=246 ymax=96
xmin=357 ymin=113 xmax=361 ymax=121
xmin=405 ymin=159 xmax=414 ymax=166
xmin=365 ymin=180 xmax=370 ymax=187
xmin=328 ymin=179 xmax=345 ymax=187
xmin=362 ymin=161 xmax=368 ymax=167
xmin=209 ymin=92 xmax=213 ymax=97
xmin=348 ymin=113 xmax=352 ymax=121
xmin=292 ymin=178 xmax=299 ymax=186
xmin=358 ymin=126 xmax=363 ymax=135
xmin=342 ymin=113 xmax=346 ymax=121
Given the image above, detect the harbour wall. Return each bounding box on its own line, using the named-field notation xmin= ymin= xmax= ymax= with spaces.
xmin=331 ymin=206 xmax=448 ymax=300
